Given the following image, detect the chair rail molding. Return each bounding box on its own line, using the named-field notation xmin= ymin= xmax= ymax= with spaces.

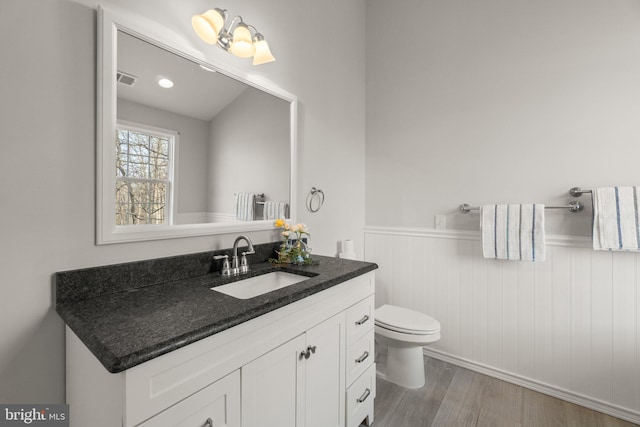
xmin=363 ymin=225 xmax=592 ymax=247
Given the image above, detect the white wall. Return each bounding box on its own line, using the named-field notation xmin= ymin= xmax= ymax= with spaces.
xmin=365 ymin=0 xmax=640 ymax=422
xmin=0 ymin=0 xmax=365 ymax=403
xmin=208 ymin=88 xmax=290 ymax=217
xmin=366 ymin=0 xmax=640 ymax=236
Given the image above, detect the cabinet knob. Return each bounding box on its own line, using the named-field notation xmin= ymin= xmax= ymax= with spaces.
xmin=299 ymin=345 xmax=317 ymax=360
xmin=203 ymin=417 xmax=213 ymax=427
xmin=299 ymin=350 xmax=311 ymax=360
xmin=355 ymin=314 xmax=370 ymax=326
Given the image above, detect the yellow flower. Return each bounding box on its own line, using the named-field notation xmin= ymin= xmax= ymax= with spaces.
xmin=274 ymin=218 xmax=286 ymax=228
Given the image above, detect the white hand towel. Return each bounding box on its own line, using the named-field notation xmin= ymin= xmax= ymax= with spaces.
xmin=592 ymin=186 xmax=640 ymax=251
xmin=263 ymin=201 xmax=288 ymax=220
xmin=481 ymin=204 xmax=545 ymax=261
xmin=235 ymin=193 xmax=255 ymax=221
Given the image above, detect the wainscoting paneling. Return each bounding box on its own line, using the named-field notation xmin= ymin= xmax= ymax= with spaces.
xmin=364 ymin=226 xmax=640 ymax=424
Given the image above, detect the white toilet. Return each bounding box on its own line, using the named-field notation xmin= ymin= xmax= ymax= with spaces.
xmin=375 ymin=304 xmax=441 ymax=389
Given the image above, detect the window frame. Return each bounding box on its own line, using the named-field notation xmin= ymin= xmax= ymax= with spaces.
xmin=115 ymin=120 xmax=178 ymax=227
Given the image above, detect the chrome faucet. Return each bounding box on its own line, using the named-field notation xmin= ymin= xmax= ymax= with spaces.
xmin=231 ymin=235 xmax=255 ymax=275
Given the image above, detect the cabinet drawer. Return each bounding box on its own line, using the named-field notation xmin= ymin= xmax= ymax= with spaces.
xmin=346 ymin=295 xmax=375 ymax=345
xmin=346 ymin=364 xmax=376 ymax=427
xmin=346 ymin=330 xmax=374 ymax=386
xmin=138 ymin=370 xmax=240 ymax=427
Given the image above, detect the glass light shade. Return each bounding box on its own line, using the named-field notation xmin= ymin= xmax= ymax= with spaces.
xmin=229 ymin=25 xmax=255 ymax=58
xmin=253 ymin=39 xmax=275 ymax=65
xmin=191 ymin=9 xmax=225 ymax=44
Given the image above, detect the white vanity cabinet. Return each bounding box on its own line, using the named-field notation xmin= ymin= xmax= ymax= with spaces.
xmin=242 ymin=313 xmax=345 ymax=427
xmin=66 ymin=271 xmax=374 ymax=427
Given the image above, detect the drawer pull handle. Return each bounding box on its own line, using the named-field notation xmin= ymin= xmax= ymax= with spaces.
xmin=355 ymin=315 xmax=370 ymax=326
xmin=355 ymin=351 xmax=369 ymax=364
xmin=204 ymin=417 xmax=213 ymax=427
xmin=357 ymin=388 xmax=371 ymax=403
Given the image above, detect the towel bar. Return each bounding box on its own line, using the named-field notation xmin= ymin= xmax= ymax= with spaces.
xmin=459 ymin=201 xmax=583 ymax=214
xmin=256 ymin=201 xmax=289 ymax=205
xmin=234 ymin=193 xmax=265 ymax=198
xmin=569 ymin=187 xmax=592 ymax=197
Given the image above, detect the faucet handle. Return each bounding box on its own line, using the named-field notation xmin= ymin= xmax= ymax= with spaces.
xmin=213 ymin=255 xmax=231 ymax=276
xmin=240 ymin=253 xmax=251 ymax=274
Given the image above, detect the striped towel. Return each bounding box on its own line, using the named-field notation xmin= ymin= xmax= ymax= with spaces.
xmin=592 ymin=186 xmax=640 ymax=251
xmin=263 ymin=201 xmax=288 ymax=220
xmin=481 ymin=204 xmax=546 ymax=261
xmin=235 ymin=193 xmax=255 ymax=221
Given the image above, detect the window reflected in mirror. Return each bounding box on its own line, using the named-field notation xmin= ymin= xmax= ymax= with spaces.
xmin=115 ymin=122 xmax=176 ymax=225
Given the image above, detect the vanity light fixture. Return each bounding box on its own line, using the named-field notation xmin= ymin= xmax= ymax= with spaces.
xmin=191 ymin=8 xmax=276 ymax=65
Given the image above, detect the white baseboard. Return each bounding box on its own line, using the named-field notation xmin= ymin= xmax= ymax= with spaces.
xmin=423 ymin=348 xmax=640 ymax=425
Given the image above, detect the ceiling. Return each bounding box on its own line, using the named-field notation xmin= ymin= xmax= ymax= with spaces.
xmin=117 ymin=31 xmax=248 ymax=122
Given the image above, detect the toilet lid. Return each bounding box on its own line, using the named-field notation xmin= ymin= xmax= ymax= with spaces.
xmin=375 ymin=304 xmax=440 ymax=334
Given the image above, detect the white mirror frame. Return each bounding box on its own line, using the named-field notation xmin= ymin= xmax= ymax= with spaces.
xmin=96 ymin=7 xmax=297 ymax=244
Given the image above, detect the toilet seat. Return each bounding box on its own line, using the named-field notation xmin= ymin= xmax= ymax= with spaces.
xmin=375 ymin=304 xmax=440 ymax=335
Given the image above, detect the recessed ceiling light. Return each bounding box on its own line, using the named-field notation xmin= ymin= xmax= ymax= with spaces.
xmin=158 ymin=78 xmax=174 ymax=88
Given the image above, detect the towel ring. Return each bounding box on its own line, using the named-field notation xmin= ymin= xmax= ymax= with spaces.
xmin=307 ymin=187 xmax=325 ymax=213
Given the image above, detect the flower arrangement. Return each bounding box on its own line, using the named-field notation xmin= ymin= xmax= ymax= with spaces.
xmin=270 ymin=219 xmax=313 ymax=265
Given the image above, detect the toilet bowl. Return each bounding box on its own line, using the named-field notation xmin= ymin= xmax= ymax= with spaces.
xmin=375 ymin=304 xmax=441 ymax=389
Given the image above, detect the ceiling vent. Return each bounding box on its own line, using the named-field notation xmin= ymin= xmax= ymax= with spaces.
xmin=116 ymin=71 xmax=137 ymax=86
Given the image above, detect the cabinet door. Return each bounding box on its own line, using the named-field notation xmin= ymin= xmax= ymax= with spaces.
xmin=138 ymin=370 xmax=240 ymax=427
xmin=305 ymin=313 xmax=345 ymax=427
xmin=242 ymin=334 xmax=306 ymax=427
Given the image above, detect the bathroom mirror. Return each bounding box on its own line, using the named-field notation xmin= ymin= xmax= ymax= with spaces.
xmin=97 ymin=8 xmax=297 ymax=244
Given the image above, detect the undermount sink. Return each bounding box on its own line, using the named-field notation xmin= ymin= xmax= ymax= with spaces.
xmin=211 ymin=271 xmax=310 ymax=299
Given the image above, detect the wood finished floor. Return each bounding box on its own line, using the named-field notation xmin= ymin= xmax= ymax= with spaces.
xmin=365 ymin=356 xmax=639 ymax=427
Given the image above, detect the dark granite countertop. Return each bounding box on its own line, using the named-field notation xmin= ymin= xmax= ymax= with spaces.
xmin=55 ymin=244 xmax=377 ymax=373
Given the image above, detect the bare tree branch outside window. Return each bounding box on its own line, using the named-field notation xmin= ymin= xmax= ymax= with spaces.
xmin=115 ymin=127 xmax=172 ymax=225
